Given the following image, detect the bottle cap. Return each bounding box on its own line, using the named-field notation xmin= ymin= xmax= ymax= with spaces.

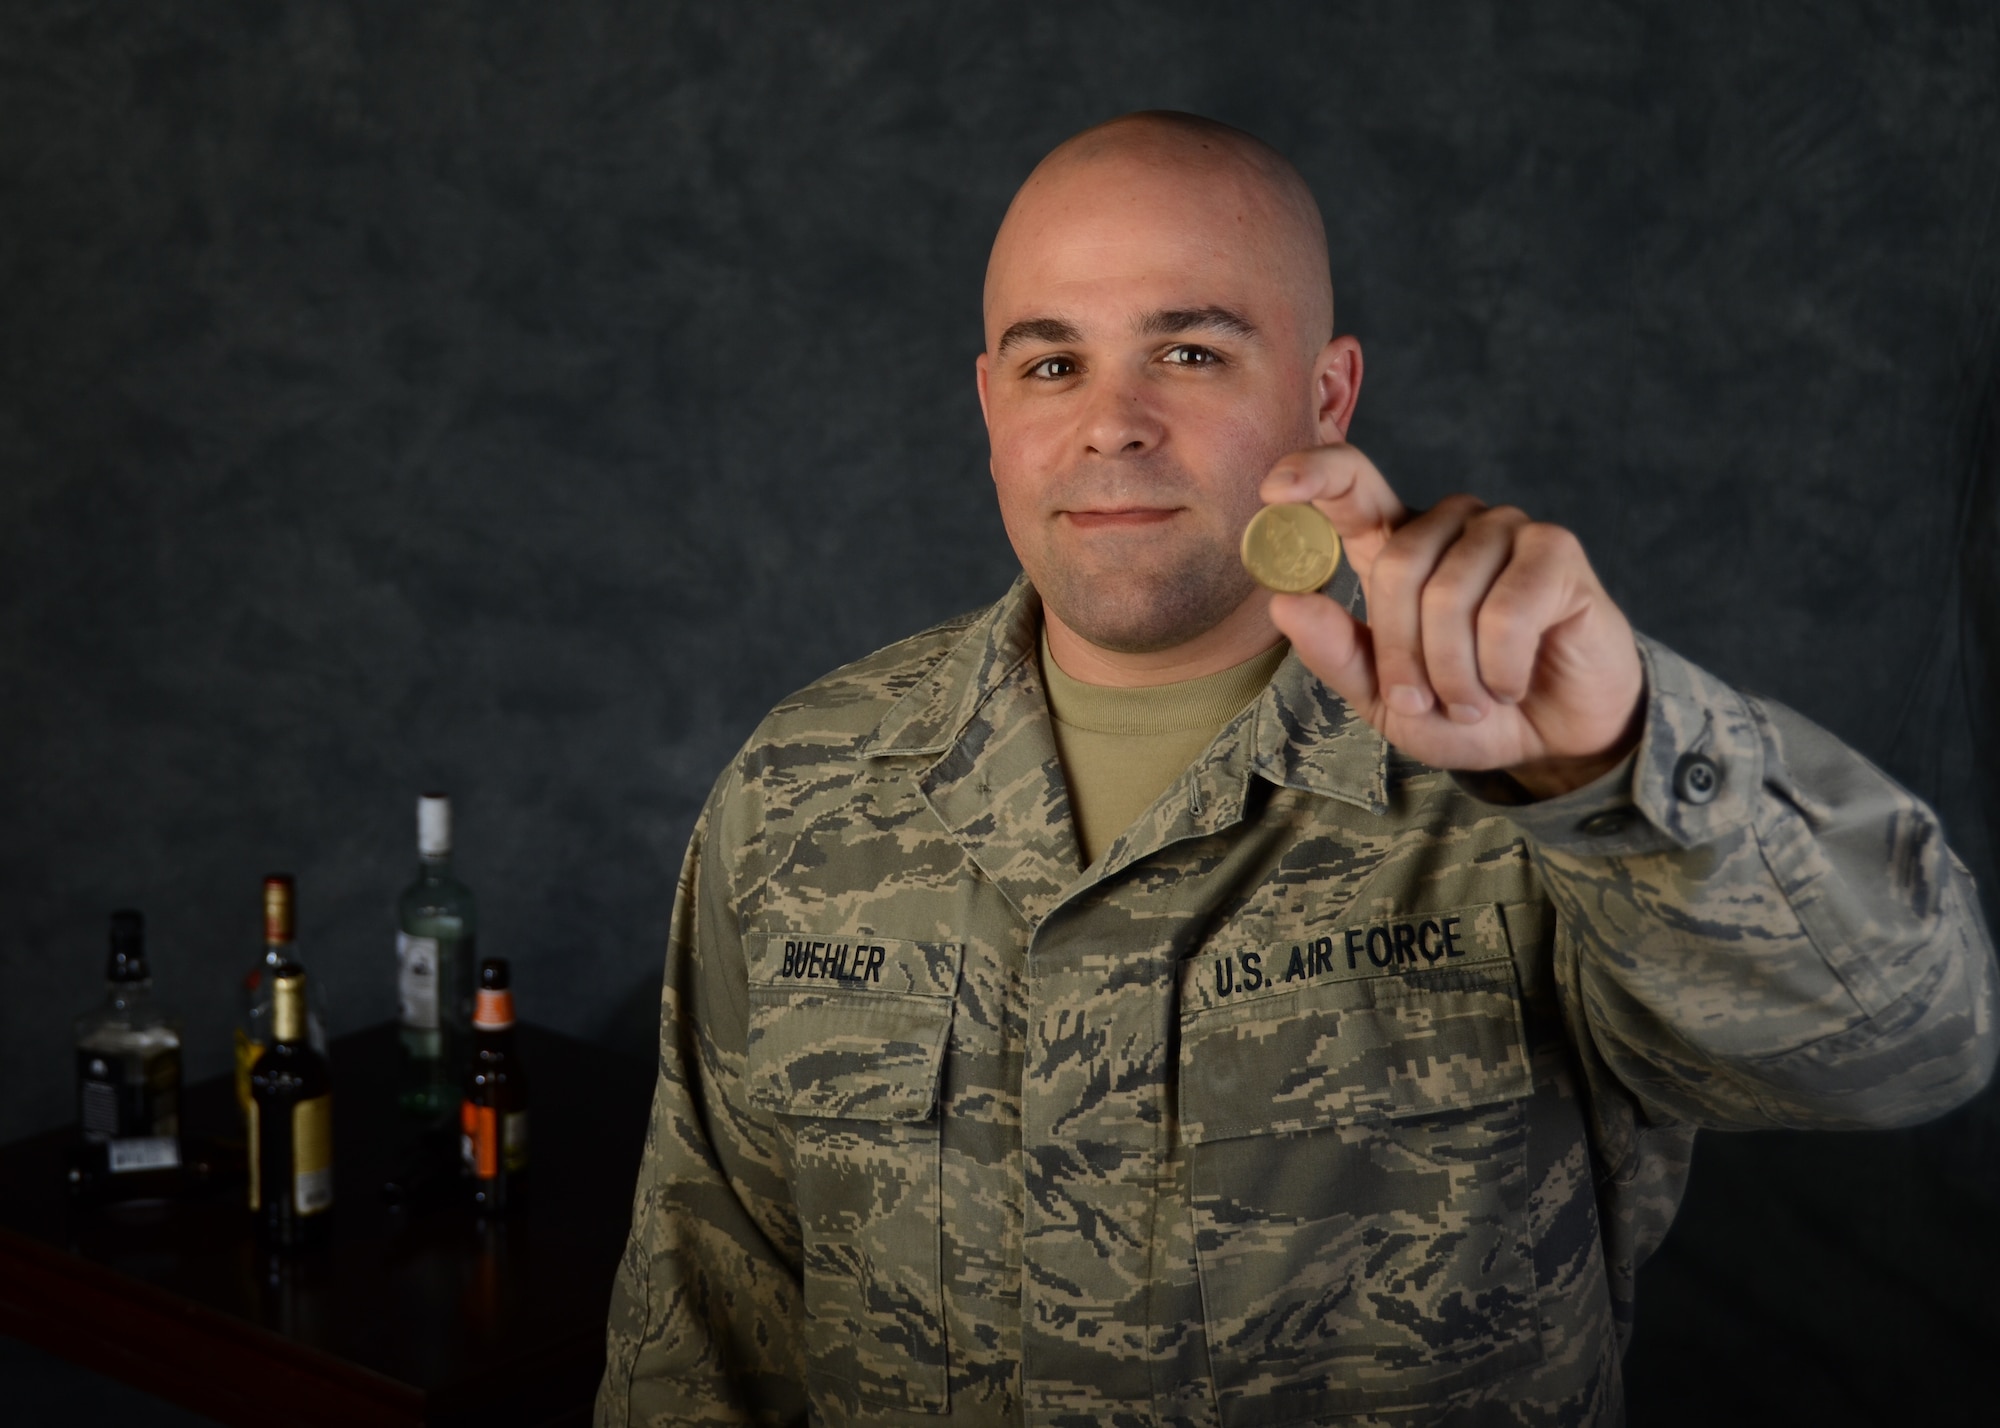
xmin=263 ymin=875 xmax=295 ymax=945
xmin=418 ymin=794 xmax=451 ymax=858
xmin=106 ymin=909 xmax=147 ymax=984
xmin=473 ymin=958 xmax=514 ymax=1029
xmin=271 ymin=962 xmax=309 ymax=1044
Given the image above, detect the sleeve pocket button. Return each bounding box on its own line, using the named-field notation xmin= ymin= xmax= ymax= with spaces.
xmin=1673 ymin=753 xmax=1721 ymax=805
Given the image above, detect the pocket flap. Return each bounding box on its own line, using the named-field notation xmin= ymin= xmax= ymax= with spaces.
xmin=745 ymin=936 xmax=961 ymax=1121
xmin=1180 ymin=908 xmax=1531 ymax=1145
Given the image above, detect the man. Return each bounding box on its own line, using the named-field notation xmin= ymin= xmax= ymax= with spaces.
xmin=597 ymin=113 xmax=1997 ymax=1427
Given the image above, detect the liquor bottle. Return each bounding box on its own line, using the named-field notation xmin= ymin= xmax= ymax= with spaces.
xmin=249 ymin=964 xmax=334 ymax=1249
xmin=397 ymin=793 xmax=477 ymax=1116
xmin=461 ymin=958 xmax=528 ymax=1213
xmin=74 ymin=910 xmax=183 ymax=1178
xmin=235 ymin=875 xmax=328 ymax=1114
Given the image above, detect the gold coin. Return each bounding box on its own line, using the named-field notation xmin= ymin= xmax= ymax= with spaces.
xmin=1240 ymin=502 xmax=1342 ymax=593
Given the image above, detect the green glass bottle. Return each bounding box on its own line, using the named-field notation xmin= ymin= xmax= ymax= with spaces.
xmin=396 ymin=793 xmax=477 ymax=1116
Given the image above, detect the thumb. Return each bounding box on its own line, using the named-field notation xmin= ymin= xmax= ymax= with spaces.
xmin=1269 ymin=591 xmax=1379 ymax=714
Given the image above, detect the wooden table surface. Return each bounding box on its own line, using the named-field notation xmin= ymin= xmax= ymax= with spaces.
xmin=0 ymin=1022 xmax=657 ymax=1428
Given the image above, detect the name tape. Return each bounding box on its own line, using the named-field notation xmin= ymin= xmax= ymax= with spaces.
xmin=1200 ymin=906 xmax=1510 ymax=1005
xmin=754 ymin=935 xmax=961 ymax=999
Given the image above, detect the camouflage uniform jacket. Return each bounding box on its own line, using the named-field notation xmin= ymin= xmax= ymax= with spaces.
xmin=598 ymin=576 xmax=1997 ymax=1428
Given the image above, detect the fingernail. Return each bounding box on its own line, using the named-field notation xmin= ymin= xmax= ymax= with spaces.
xmin=1447 ymin=702 xmax=1486 ymax=725
xmin=1386 ymin=684 xmax=1432 ymax=716
xmin=1269 ymin=467 xmax=1299 ymax=489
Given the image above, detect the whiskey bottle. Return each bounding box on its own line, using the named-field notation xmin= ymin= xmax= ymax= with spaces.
xmin=74 ymin=910 xmax=183 ymax=1177
xmin=249 ymin=964 xmax=334 ymax=1249
xmin=397 ymin=793 xmax=477 ymax=1116
xmin=461 ymin=958 xmax=528 ymax=1213
xmin=235 ymin=875 xmax=328 ymax=1114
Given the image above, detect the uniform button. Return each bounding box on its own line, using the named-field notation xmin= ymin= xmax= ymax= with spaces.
xmin=1577 ymin=808 xmax=1638 ymax=837
xmin=1674 ymin=753 xmax=1721 ymax=805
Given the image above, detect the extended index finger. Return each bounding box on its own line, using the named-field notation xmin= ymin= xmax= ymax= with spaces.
xmin=1259 ymin=443 xmax=1410 ymax=561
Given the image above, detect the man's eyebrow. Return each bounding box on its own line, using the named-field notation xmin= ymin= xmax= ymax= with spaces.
xmin=996 ymin=317 xmax=1082 ymax=356
xmin=1137 ymin=305 xmax=1260 ymax=341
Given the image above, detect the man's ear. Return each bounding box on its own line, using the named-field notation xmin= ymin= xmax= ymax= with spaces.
xmin=975 ymin=351 xmax=992 ymax=430
xmin=1313 ymin=335 xmax=1364 ymax=442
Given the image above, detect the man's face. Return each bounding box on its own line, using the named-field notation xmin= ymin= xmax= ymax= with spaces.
xmin=977 ymin=152 xmax=1331 ymax=655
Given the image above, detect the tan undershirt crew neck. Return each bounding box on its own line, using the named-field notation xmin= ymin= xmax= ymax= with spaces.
xmin=1040 ymin=628 xmax=1289 ymax=868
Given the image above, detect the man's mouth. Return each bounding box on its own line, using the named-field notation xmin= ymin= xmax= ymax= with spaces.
xmin=1062 ymin=507 xmax=1181 ymax=530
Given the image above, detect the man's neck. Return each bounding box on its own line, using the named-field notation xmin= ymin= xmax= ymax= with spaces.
xmin=1043 ymin=589 xmax=1285 ymax=688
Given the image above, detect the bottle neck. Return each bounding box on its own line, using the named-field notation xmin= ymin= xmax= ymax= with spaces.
xmin=417 ymin=851 xmax=454 ymax=882
xmin=105 ymin=977 xmax=154 ymax=1014
xmin=272 ymin=977 xmax=308 ymax=1044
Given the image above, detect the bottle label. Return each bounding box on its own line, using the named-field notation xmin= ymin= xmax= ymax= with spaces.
xmin=460 ymin=1102 xmax=527 ymax=1179
xmin=503 ymin=1109 xmax=529 ymax=1174
xmin=79 ymin=1068 xmax=119 ymax=1139
xmin=398 ymin=932 xmax=440 ymax=1030
xmin=107 ymin=1136 xmax=181 ymax=1174
xmin=235 ymin=1028 xmax=260 ymax=1115
xmin=474 ymin=1104 xmax=499 ymax=1178
xmin=293 ymin=1094 xmax=334 ymax=1215
xmin=78 ymin=1046 xmax=182 ymax=1142
xmin=247 ymin=1100 xmax=262 ymax=1210
xmin=143 ymin=1047 xmax=181 ymax=1139
xmin=472 ymin=987 xmax=515 ymax=1029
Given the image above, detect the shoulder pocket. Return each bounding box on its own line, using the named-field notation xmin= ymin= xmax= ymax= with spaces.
xmin=1178 ymin=904 xmax=1539 ymax=1425
xmin=1182 ymin=955 xmax=1530 ymax=1143
xmin=746 ymin=933 xmax=961 ymax=1119
xmin=743 ymin=935 xmax=962 ymax=1416
xmin=746 ymin=988 xmax=954 ymax=1120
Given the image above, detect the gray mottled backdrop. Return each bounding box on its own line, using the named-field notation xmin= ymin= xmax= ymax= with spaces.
xmin=3 ymin=2 xmax=1998 ymax=1423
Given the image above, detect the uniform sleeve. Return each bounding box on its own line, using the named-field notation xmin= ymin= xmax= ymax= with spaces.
xmin=596 ymin=771 xmax=808 ymax=1428
xmin=1491 ymin=635 xmax=2000 ymax=1134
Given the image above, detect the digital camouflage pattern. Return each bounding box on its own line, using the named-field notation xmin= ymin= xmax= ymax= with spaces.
xmin=597 ymin=576 xmax=1998 ymax=1427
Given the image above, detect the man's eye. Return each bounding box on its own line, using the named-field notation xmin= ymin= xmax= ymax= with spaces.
xmin=1027 ymin=355 xmax=1078 ymax=380
xmin=1163 ymin=344 xmax=1221 ymax=367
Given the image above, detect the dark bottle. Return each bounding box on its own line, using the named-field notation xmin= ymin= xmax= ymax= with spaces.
xmin=460 ymin=958 xmax=528 ymax=1213
xmin=71 ymin=910 xmax=184 ymax=1197
xmin=235 ymin=875 xmax=329 ymax=1117
xmin=249 ymin=964 xmax=334 ymax=1250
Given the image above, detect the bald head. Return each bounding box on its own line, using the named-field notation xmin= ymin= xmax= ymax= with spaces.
xmin=974 ymin=112 xmax=1360 ymax=667
xmin=984 ymin=112 xmax=1334 ymax=359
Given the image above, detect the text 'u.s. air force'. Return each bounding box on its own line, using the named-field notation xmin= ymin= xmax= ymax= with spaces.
xmin=1212 ymin=915 xmax=1468 ymax=997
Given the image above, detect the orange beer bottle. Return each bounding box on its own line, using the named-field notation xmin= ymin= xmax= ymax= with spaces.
xmin=460 ymin=958 xmax=528 ymax=1213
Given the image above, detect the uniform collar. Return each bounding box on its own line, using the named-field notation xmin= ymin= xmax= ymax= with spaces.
xmin=861 ymin=572 xmax=1390 ymax=923
xmin=861 ymin=574 xmax=1042 ymax=760
xmin=1244 ymin=649 xmax=1390 ymax=815
xmin=868 ymin=572 xmax=1387 ymax=805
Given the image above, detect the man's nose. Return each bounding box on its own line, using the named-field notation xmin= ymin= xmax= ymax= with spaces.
xmin=1079 ymin=368 xmax=1164 ymax=457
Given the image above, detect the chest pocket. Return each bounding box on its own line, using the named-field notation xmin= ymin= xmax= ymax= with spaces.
xmin=1178 ymin=905 xmax=1540 ymax=1426
xmin=745 ymin=935 xmax=962 ymax=1416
